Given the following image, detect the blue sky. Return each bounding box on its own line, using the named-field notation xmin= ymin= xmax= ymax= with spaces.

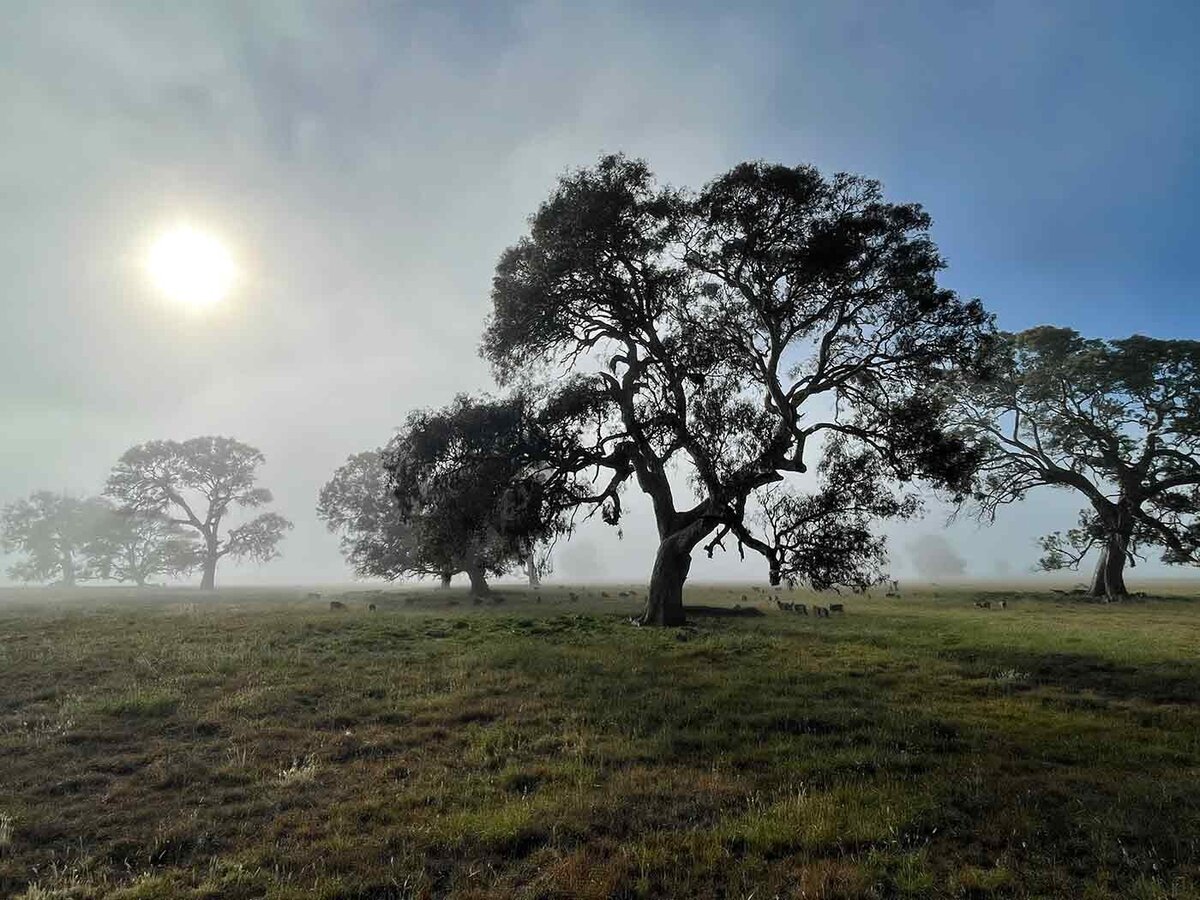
xmin=1 ymin=0 xmax=1197 ymax=584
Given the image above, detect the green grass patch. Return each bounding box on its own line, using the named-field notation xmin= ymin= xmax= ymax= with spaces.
xmin=0 ymin=581 xmax=1198 ymax=898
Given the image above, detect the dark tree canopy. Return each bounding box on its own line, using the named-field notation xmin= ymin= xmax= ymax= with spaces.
xmin=955 ymin=326 xmax=1200 ymax=598
xmin=382 ymin=394 xmax=575 ymax=594
xmin=105 ymin=436 xmax=292 ymax=589
xmin=319 ymin=396 xmax=575 ymax=594
xmin=317 ymin=449 xmax=443 ymax=583
xmin=749 ymin=439 xmax=922 ymax=592
xmin=483 ymin=154 xmax=990 ymax=624
xmin=84 ymin=507 xmax=200 ymax=586
xmin=0 ymin=492 xmax=109 ymax=586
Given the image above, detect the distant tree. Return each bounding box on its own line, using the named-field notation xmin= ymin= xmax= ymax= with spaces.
xmin=483 ymin=154 xmax=990 ymax=624
xmin=84 ymin=507 xmax=200 ymax=586
xmin=317 ymin=450 xmax=451 ymax=584
xmin=319 ymin=399 xmax=571 ymax=596
xmin=953 ymin=327 xmax=1200 ymax=599
xmin=382 ymin=394 xmax=575 ymax=595
xmin=105 ymin=437 xmax=292 ymax=589
xmin=907 ymin=533 xmax=967 ymax=579
xmin=0 ymin=492 xmax=109 ymax=585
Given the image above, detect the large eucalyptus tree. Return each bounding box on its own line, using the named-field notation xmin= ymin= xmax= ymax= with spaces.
xmin=483 ymin=155 xmax=990 ymax=624
xmin=954 ymin=327 xmax=1200 ymax=598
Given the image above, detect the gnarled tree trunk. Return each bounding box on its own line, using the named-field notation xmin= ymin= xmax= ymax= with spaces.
xmin=526 ymin=556 xmax=540 ymax=587
xmin=197 ymin=528 xmax=221 ymax=589
xmin=200 ymin=555 xmax=217 ymax=590
xmin=1089 ymin=531 xmax=1130 ymax=600
xmin=466 ymin=562 xmax=490 ymax=596
xmin=1088 ymin=499 xmax=1132 ymax=600
xmin=641 ymin=531 xmax=700 ymax=626
xmin=439 ymin=572 xmax=452 ymax=589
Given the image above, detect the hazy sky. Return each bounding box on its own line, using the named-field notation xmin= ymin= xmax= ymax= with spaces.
xmin=3 ymin=0 xmax=1198 ymax=586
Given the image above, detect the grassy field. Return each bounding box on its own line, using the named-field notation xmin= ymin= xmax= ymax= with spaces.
xmin=1 ymin=582 xmax=1199 ymax=900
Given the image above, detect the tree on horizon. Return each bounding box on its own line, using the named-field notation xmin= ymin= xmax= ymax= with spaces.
xmin=105 ymin=436 xmax=291 ymax=589
xmin=0 ymin=491 xmax=110 ymax=586
xmin=953 ymin=326 xmax=1200 ymax=599
xmin=319 ymin=396 xmax=573 ymax=595
xmin=83 ymin=506 xmax=200 ymax=587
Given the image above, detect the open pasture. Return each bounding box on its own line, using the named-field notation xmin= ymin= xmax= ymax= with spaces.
xmin=1 ymin=583 xmax=1199 ymax=899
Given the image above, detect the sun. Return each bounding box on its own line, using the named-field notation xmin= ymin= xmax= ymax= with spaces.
xmin=147 ymin=225 xmax=236 ymax=307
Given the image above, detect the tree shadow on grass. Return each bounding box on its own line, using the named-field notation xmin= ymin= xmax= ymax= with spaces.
xmin=945 ymin=646 xmax=1200 ymax=705
xmin=684 ymin=605 xmax=766 ymax=618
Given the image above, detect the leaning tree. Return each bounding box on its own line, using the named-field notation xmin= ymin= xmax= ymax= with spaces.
xmin=953 ymin=326 xmax=1200 ymax=599
xmin=0 ymin=491 xmax=110 ymax=586
xmin=105 ymin=436 xmax=292 ymax=589
xmin=483 ymin=155 xmax=990 ymax=624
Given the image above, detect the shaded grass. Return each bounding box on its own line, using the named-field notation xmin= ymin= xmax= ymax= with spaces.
xmin=0 ymin=582 xmax=1198 ymax=898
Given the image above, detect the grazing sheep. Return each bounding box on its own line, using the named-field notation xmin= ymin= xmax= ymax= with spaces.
xmin=998 ymin=599 xmax=1007 ymax=609
xmin=829 ymin=603 xmax=845 ymax=614
xmin=368 ymin=603 xmax=376 ymax=612
xmin=329 ymin=600 xmax=346 ymax=611
xmin=974 ymin=600 xmax=991 ymax=609
xmin=794 ymin=603 xmax=808 ymax=616
xmin=813 ymin=605 xmax=829 ymax=617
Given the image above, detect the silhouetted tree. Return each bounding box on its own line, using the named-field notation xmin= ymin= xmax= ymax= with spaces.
xmin=317 ymin=449 xmax=449 ymax=583
xmin=383 ymin=394 xmax=574 ymax=595
xmin=954 ymin=327 xmax=1200 ymax=599
xmin=83 ymin=507 xmax=200 ymax=586
xmin=0 ymin=492 xmax=109 ymax=585
xmin=483 ymin=154 xmax=990 ymax=624
xmin=105 ymin=437 xmax=292 ymax=589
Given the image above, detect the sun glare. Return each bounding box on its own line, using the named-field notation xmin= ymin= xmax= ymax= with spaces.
xmin=147 ymin=225 xmax=236 ymax=307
